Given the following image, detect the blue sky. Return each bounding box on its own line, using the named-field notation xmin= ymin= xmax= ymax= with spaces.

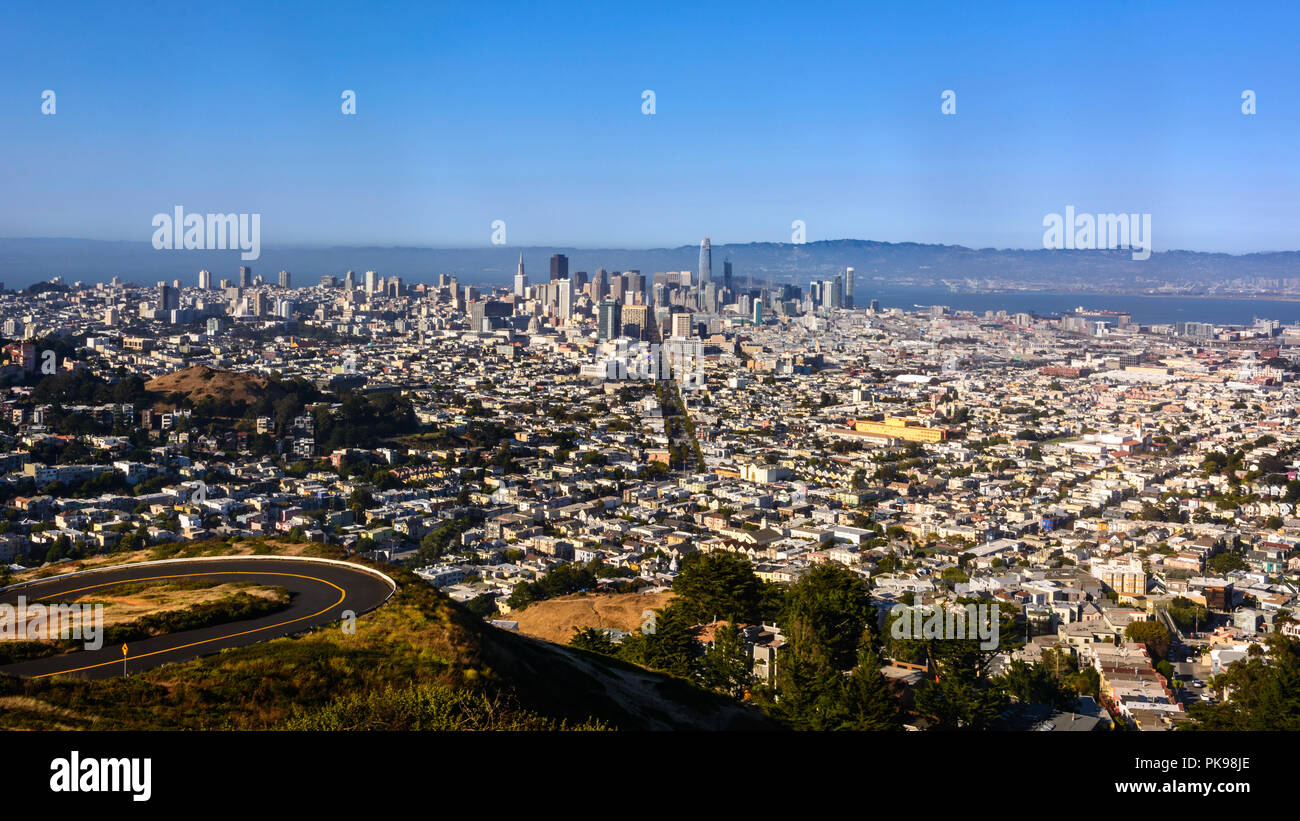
xmin=2 ymin=0 xmax=1299 ymax=252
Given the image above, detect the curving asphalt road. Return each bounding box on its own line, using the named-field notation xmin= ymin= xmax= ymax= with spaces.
xmin=0 ymin=557 xmax=394 ymax=680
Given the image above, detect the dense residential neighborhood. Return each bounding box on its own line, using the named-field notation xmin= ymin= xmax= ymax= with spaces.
xmin=1 ymin=259 xmax=1298 ymax=731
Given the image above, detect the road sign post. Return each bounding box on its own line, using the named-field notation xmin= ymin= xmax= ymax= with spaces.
xmin=122 ymin=643 xmax=128 ymax=676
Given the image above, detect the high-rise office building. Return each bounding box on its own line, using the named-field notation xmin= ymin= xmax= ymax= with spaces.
xmin=819 ymin=279 xmax=835 ymax=309
xmin=549 ymin=253 xmax=568 ymax=282
xmin=469 ymin=300 xmax=509 ymax=332
xmin=698 ymin=238 xmax=712 ymax=286
xmin=844 ymin=266 xmax=855 ymax=308
xmin=344 ymin=270 xmax=356 ymax=290
xmin=703 ymin=282 xmax=718 ymax=313
xmin=723 ymin=259 xmax=732 ymax=291
xmin=622 ymin=304 xmax=649 ymax=339
xmin=671 ymin=312 xmax=693 ymax=339
xmin=198 ymin=269 xmax=212 ymax=290
xmin=157 ymin=283 xmax=179 ymax=312
xmin=624 ymin=270 xmax=644 ymax=300
xmin=364 ymin=270 xmax=379 ymax=294
xmin=514 ymin=253 xmax=528 ymax=297
xmin=558 ymin=277 xmax=573 ymax=321
xmin=651 ymin=282 xmax=668 ymax=308
xmin=752 ymin=300 xmax=764 ymax=325
xmin=278 ymin=269 xmax=291 ymax=289
xmin=598 ymin=299 xmax=621 ymax=341
xmin=238 ymin=266 xmax=251 ymax=287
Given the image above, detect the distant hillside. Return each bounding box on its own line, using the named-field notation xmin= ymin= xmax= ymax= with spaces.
xmin=145 ymin=365 xmax=283 ymax=410
xmin=0 ymin=555 xmax=774 ymax=731
xmin=4 ymin=237 xmax=1299 ymax=290
xmin=510 ymin=591 xmax=675 ymax=645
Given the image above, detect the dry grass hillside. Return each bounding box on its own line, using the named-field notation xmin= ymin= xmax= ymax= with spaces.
xmin=144 ymin=364 xmax=282 ymax=409
xmin=509 ymin=591 xmax=674 ymax=644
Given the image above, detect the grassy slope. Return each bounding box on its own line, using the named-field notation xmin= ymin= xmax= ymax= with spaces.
xmin=0 ymin=556 xmax=776 ymax=731
xmin=509 ymin=591 xmax=675 ymax=644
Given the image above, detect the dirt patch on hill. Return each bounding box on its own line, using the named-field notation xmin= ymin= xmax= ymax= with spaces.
xmin=145 ymin=364 xmax=283 ymax=410
xmin=509 ymin=591 xmax=674 ymax=644
xmin=58 ymin=582 xmax=288 ymax=627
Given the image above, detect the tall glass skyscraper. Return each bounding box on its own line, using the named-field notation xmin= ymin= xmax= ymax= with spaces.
xmin=698 ymin=238 xmax=711 ymax=286
xmin=549 ymin=253 xmax=568 ymax=281
xmin=598 ymin=299 xmax=621 ymax=341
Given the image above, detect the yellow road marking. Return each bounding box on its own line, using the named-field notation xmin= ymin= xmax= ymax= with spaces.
xmin=6 ymin=571 xmax=349 ymax=679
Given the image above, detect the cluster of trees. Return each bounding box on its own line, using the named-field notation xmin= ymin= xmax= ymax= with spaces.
xmin=1207 ymin=552 xmax=1248 ymax=574
xmin=758 ymin=564 xmax=901 ymax=730
xmin=1124 ymin=621 xmax=1172 ymax=661
xmin=1201 ymin=449 xmax=1246 ymax=477
xmin=1166 ymin=596 xmax=1210 ymax=632
xmin=564 ymin=551 xmax=1191 ymax=731
xmin=312 ymin=392 xmax=418 ymax=451
xmin=507 ymin=560 xmax=600 ymax=610
xmin=31 ymin=369 xmax=151 ymax=408
xmin=593 ymin=550 xmax=1098 ymax=731
xmin=882 ymin=599 xmax=1025 ymax=730
xmin=568 ymin=554 xmax=903 ymax=730
xmin=416 ymin=517 xmax=477 ymax=564
xmin=1137 ymin=500 xmax=1188 ymax=523
xmin=1187 ymin=632 xmax=1300 ymax=730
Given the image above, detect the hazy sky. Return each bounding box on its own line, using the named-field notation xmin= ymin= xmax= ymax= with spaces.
xmin=3 ymin=0 xmax=1299 ymax=252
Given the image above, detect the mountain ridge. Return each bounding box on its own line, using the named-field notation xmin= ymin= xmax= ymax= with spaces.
xmin=3 ymin=236 xmax=1298 ymax=290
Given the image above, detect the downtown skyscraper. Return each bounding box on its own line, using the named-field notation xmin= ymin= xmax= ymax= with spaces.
xmin=698 ymin=238 xmax=712 ymax=286
xmin=514 ymin=253 xmax=528 ymax=297
xmin=549 ymin=253 xmax=568 ymax=282
xmin=597 ymin=299 xmax=621 ymax=341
